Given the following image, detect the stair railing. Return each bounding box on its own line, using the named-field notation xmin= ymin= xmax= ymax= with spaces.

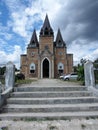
xmin=0 ymin=61 xmax=15 ymax=107
xmin=84 ymin=60 xmax=98 ymax=96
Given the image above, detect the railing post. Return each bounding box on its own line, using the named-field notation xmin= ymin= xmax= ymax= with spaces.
xmin=5 ymin=61 xmax=15 ymax=90
xmin=84 ymin=60 xmax=95 ymax=88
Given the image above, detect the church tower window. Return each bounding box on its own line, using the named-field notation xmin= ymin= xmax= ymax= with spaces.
xmin=30 ymin=63 xmax=36 ymax=73
xmin=44 ymin=27 xmax=49 ymax=35
xmin=58 ymin=62 xmax=64 ymax=75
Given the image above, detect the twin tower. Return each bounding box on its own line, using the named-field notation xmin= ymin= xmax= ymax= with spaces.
xmin=20 ymin=15 xmax=73 ymax=78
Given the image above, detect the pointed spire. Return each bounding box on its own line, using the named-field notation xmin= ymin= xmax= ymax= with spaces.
xmin=55 ymin=28 xmax=66 ymax=47
xmin=40 ymin=14 xmax=54 ymax=36
xmin=28 ymin=29 xmax=39 ymax=48
xmin=42 ymin=14 xmax=51 ymax=30
xmin=56 ymin=28 xmax=63 ymax=43
xmin=30 ymin=29 xmax=38 ymax=44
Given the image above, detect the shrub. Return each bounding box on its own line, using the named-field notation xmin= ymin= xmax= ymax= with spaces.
xmin=15 ymin=73 xmax=25 ymax=81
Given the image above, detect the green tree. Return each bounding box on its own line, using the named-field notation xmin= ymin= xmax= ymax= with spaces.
xmin=93 ymin=58 xmax=98 ymax=69
xmin=73 ymin=66 xmax=78 ymax=73
xmin=77 ymin=58 xmax=87 ymax=84
xmin=93 ymin=58 xmax=98 ymax=83
xmin=0 ymin=66 xmax=6 ymax=75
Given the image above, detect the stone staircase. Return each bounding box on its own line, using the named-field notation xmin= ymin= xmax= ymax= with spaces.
xmin=1 ymin=79 xmax=98 ymax=120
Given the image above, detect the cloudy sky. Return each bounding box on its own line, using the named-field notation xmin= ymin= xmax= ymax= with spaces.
xmin=0 ymin=0 xmax=98 ymax=68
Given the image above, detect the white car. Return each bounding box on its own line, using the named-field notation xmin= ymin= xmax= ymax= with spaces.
xmin=59 ymin=74 xmax=66 ymax=79
xmin=63 ymin=73 xmax=78 ymax=80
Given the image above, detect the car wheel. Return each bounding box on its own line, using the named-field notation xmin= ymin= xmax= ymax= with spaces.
xmin=66 ymin=78 xmax=69 ymax=80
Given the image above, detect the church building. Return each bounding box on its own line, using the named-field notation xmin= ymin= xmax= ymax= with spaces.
xmin=20 ymin=15 xmax=73 ymax=78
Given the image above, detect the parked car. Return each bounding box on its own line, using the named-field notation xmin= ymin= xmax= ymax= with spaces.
xmin=63 ymin=73 xmax=78 ymax=80
xmin=59 ymin=74 xmax=66 ymax=79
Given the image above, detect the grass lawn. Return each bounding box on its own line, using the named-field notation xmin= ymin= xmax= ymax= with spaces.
xmin=15 ymin=78 xmax=38 ymax=86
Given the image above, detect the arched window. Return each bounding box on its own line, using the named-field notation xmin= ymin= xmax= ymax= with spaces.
xmin=31 ymin=40 xmax=36 ymax=47
xmin=30 ymin=63 xmax=36 ymax=73
xmin=44 ymin=27 xmax=49 ymax=35
xmin=58 ymin=63 xmax=64 ymax=70
xmin=58 ymin=62 xmax=64 ymax=75
xmin=57 ymin=40 xmax=63 ymax=47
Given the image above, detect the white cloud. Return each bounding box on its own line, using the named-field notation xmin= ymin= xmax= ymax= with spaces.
xmin=84 ymin=48 xmax=98 ymax=62
xmin=0 ymin=51 xmax=8 ymax=64
xmin=68 ymin=40 xmax=98 ymax=65
xmin=6 ymin=0 xmax=63 ymax=38
xmin=0 ymin=32 xmax=12 ymax=41
xmin=0 ymin=38 xmax=7 ymax=49
xmin=1 ymin=0 xmax=98 ymax=68
xmin=11 ymin=12 xmax=28 ymax=37
xmin=0 ymin=45 xmax=23 ymax=69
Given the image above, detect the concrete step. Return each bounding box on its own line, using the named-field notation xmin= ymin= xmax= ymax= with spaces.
xmin=3 ymin=103 xmax=98 ymax=113
xmin=1 ymin=111 xmax=98 ymax=120
xmin=7 ymin=97 xmax=98 ymax=105
xmin=14 ymin=86 xmax=87 ymax=92
xmin=10 ymin=91 xmax=92 ymax=98
xmin=1 ymin=78 xmax=98 ymax=120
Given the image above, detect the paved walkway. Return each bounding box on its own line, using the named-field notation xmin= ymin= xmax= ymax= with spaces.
xmin=20 ymin=78 xmax=82 ymax=87
xmin=0 ymin=118 xmax=98 ymax=130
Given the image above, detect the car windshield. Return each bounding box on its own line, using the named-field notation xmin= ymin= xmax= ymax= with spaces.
xmin=71 ymin=73 xmax=77 ymax=75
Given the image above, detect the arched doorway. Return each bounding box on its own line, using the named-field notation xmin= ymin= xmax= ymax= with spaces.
xmin=43 ymin=58 xmax=49 ymax=78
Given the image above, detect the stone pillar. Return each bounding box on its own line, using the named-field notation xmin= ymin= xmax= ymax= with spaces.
xmin=49 ymin=60 xmax=51 ymax=79
xmin=84 ymin=60 xmax=95 ymax=87
xmin=51 ymin=58 xmax=54 ymax=78
xmin=38 ymin=57 xmax=41 ymax=79
xmin=5 ymin=61 xmax=15 ymax=89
